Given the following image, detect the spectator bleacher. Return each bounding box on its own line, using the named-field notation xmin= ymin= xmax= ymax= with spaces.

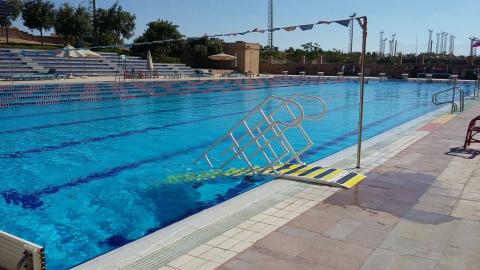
xmin=0 ymin=48 xmax=197 ymax=78
xmin=99 ymin=52 xmax=196 ymax=77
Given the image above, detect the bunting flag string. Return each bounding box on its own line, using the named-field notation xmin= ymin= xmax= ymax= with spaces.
xmin=87 ymin=16 xmax=363 ymax=50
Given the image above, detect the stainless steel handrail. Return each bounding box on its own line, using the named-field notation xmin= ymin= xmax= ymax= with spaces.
xmin=194 ymin=94 xmax=327 ymax=175
xmin=432 ymin=87 xmax=465 ymax=113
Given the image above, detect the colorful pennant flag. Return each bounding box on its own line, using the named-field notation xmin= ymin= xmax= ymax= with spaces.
xmin=317 ymin=20 xmax=331 ymax=25
xmin=87 ymin=16 xmax=363 ymax=50
xmin=283 ymin=26 xmax=297 ymax=32
xmin=473 ymin=40 xmax=480 ymax=48
xmin=335 ymin=19 xmax=350 ymax=27
xmin=299 ymin=24 xmax=314 ymax=31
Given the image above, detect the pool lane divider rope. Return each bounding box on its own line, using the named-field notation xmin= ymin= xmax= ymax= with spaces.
xmin=0 ymin=79 xmax=344 ymax=108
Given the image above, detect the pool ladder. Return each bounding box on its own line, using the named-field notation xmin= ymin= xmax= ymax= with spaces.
xmin=194 ymin=94 xmax=327 ymax=176
xmin=474 ymin=71 xmax=480 ymax=99
xmin=432 ymin=86 xmax=465 ymax=113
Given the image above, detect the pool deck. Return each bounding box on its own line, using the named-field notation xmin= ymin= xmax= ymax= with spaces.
xmin=216 ymin=102 xmax=480 ymax=270
xmin=72 ymin=85 xmax=480 ymax=270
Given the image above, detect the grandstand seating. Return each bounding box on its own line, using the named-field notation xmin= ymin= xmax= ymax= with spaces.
xmin=0 ymin=48 xmax=197 ymax=78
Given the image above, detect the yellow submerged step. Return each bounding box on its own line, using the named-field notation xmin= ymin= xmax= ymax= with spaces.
xmin=264 ymin=163 xmax=366 ymax=189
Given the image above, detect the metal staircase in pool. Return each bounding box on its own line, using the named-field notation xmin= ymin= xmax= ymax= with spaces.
xmin=432 ymin=86 xmax=465 ymax=113
xmin=194 ymin=93 xmax=366 ymax=189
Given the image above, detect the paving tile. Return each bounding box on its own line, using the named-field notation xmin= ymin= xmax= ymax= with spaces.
xmin=187 ymin=244 xmax=213 ymax=257
xmin=217 ymin=258 xmax=251 ymax=270
xmin=234 ymin=247 xmax=319 ymax=270
xmin=380 ymin=234 xmax=443 ymax=260
xmin=388 ymin=255 xmax=438 ymax=270
xmin=217 ymin=237 xmax=242 ymax=250
xmin=167 ymin=254 xmax=195 ymax=268
xmin=344 ymin=226 xmax=389 ymax=249
xmin=448 ymin=219 xmax=480 ymax=252
xmin=222 ymin=227 xmax=243 ymax=238
xmin=210 ymin=250 xmax=238 ymax=264
xmin=254 ymin=231 xmax=314 ymax=257
xmin=207 ymin=235 xmax=229 ymax=246
xmin=198 ymin=247 xmax=225 ymax=261
xmin=181 ymin=257 xmax=208 ymax=270
xmin=232 ymin=229 xmax=255 ymax=241
xmin=229 ymin=242 xmax=251 ymax=253
xmin=414 ymin=194 xmax=457 ymax=215
xmin=434 ymin=246 xmax=480 ymax=270
xmin=426 ymin=186 xmax=463 ymax=198
xmin=452 ymin=200 xmax=480 ymax=221
xmin=196 ymin=261 xmax=223 ymax=270
xmin=297 ymin=244 xmax=372 ymax=270
xmin=359 ymin=248 xmax=398 ymax=270
xmin=324 ymin=218 xmax=361 ymax=241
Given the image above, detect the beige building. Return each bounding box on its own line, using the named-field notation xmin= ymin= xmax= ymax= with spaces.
xmin=223 ymin=42 xmax=261 ymax=75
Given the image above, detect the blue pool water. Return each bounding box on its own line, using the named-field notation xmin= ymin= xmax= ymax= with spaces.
xmin=0 ymin=78 xmax=473 ymax=269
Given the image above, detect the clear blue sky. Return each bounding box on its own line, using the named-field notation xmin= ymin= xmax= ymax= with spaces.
xmin=12 ymin=0 xmax=479 ymax=55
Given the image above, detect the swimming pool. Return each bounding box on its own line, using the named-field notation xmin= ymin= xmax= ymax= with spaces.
xmin=0 ymin=78 xmax=473 ymax=269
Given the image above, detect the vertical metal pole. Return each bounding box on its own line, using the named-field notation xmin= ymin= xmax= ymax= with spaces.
xmin=268 ymin=0 xmax=273 ymax=62
xmin=451 ymin=79 xmax=456 ymax=114
xmin=91 ymin=0 xmax=97 ymax=46
xmin=356 ymin=17 xmax=367 ymax=169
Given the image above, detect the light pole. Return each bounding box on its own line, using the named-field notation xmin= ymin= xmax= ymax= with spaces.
xmin=356 ymin=16 xmax=367 ymax=169
xmin=348 ymin=13 xmax=356 ymax=53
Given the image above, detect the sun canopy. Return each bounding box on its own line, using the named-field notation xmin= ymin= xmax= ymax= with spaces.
xmin=208 ymin=53 xmax=236 ymax=61
xmin=56 ymin=45 xmax=84 ymax=58
xmin=77 ymin=49 xmax=102 ymax=58
xmin=147 ymin=50 xmax=154 ymax=70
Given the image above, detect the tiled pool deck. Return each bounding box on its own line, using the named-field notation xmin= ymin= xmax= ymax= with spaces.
xmin=75 ymin=98 xmax=480 ymax=270
xmin=216 ymin=102 xmax=480 ymax=270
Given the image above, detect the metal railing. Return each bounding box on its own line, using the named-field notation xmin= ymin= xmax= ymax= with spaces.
xmin=432 ymin=86 xmax=465 ymax=113
xmin=474 ymin=71 xmax=479 ymax=99
xmin=194 ymin=94 xmax=327 ymax=176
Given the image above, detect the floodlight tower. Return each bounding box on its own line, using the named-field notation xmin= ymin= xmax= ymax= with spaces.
xmin=90 ymin=0 xmax=97 ymax=46
xmin=449 ymin=35 xmax=455 ymax=55
xmin=427 ymin=30 xmax=433 ymax=53
xmin=435 ymin=33 xmax=440 ymax=54
xmin=268 ymin=0 xmax=273 ymax=57
xmin=443 ymin=33 xmax=448 ymax=54
xmin=470 ymin=37 xmax=477 ymax=57
xmin=348 ymin=13 xmax=356 ymax=53
xmin=379 ymin=31 xmax=384 ymax=55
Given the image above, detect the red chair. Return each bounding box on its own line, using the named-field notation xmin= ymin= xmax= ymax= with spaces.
xmin=464 ymin=116 xmax=480 ymax=149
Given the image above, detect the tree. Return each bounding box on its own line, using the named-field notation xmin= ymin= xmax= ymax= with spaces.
xmin=0 ymin=0 xmax=23 ymax=44
xmin=132 ymin=20 xmax=184 ymax=61
xmin=96 ymin=2 xmax=135 ymax=45
xmin=191 ymin=44 xmax=208 ymax=67
xmin=183 ymin=37 xmax=224 ymax=67
xmin=22 ymin=0 xmax=55 ymax=45
xmin=54 ymin=3 xmax=91 ymax=46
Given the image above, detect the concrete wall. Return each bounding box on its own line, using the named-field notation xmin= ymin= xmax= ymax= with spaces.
xmin=260 ymin=63 xmax=478 ymax=79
